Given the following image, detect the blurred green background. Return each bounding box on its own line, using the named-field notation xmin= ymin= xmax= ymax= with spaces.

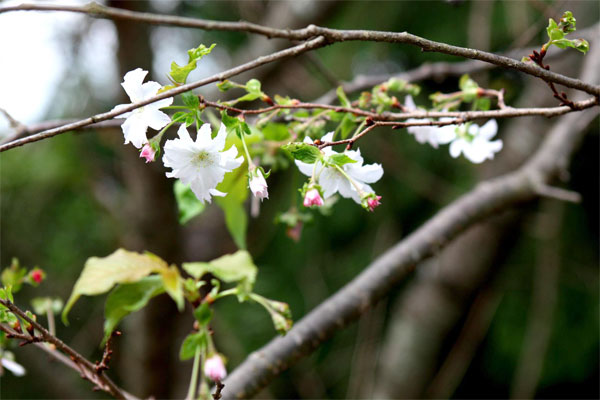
xmin=1 ymin=1 xmax=598 ymax=398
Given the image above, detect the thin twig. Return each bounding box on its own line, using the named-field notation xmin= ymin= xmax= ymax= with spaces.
xmin=0 ymin=299 xmax=137 ymax=400
xmin=2 ymin=2 xmax=597 ymax=96
xmin=0 ymin=36 xmax=327 ymax=153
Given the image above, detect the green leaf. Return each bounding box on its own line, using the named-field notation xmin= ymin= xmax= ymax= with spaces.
xmin=558 ymin=11 xmax=576 ymax=34
xmin=473 ymin=97 xmax=491 ymax=111
xmin=170 ymin=43 xmax=216 ymax=84
xmin=182 ymin=250 xmax=258 ymax=300
xmin=172 ymin=111 xmax=188 ymax=122
xmin=245 ymin=79 xmax=262 ymax=94
xmin=174 ymin=180 xmax=206 ymax=224
xmin=62 ymin=249 xmax=181 ymax=324
xmin=221 ymin=111 xmax=251 ymax=138
xmin=179 ymin=331 xmax=207 ymax=360
xmin=552 ymin=38 xmax=589 ymax=54
xmin=281 ymin=142 xmax=322 ymax=164
xmin=547 ymin=18 xmax=563 ymax=41
xmin=328 ymin=153 xmax=357 ymax=167
xmin=193 ymin=303 xmax=213 ymax=326
xmin=181 ymin=91 xmax=199 ymax=109
xmin=262 ymin=123 xmax=290 ymax=141
xmin=274 ymin=94 xmax=294 ymax=106
xmin=103 ymin=276 xmax=164 ymax=344
xmin=338 ymin=114 xmax=356 ymax=139
xmin=336 ymin=86 xmax=351 ymax=107
xmin=459 ymin=74 xmax=480 ymax=102
xmin=1 ymin=259 xmax=26 ymax=293
xmin=216 ymin=80 xmax=235 ymax=92
xmin=216 ymin=197 xmax=248 ymax=250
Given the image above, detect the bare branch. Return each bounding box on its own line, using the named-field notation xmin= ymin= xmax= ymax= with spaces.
xmin=2 ymin=2 xmax=597 ymax=96
xmin=0 ymin=299 xmax=137 ymax=400
xmin=220 ymin=106 xmax=598 ymax=399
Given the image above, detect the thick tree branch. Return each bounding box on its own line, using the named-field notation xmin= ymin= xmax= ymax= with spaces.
xmin=2 ymin=2 xmax=598 ymax=96
xmin=0 ymin=299 xmax=137 ymax=400
xmin=220 ymin=106 xmax=598 ymax=398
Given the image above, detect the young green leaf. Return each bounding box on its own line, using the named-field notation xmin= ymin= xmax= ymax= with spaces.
xmin=281 ymin=142 xmax=322 ymax=164
xmin=216 ymin=198 xmax=248 ymax=250
xmin=181 ymin=91 xmax=200 ymax=109
xmin=103 ymin=276 xmax=165 ymax=344
xmin=193 ymin=303 xmax=213 ymax=327
xmin=216 ymin=80 xmax=236 ymax=92
xmin=174 ymin=180 xmax=206 ymax=224
xmin=179 ymin=331 xmax=208 ymax=360
xmin=336 ymin=86 xmax=351 ymax=108
xmin=328 ymin=153 xmax=357 ymax=167
xmin=170 ymin=43 xmax=216 ymax=84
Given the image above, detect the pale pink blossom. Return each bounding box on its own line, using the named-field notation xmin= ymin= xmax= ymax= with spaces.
xmin=204 ymin=355 xmax=226 ymax=382
xmin=140 ymin=143 xmax=156 ymax=163
xmin=303 ymin=188 xmax=324 ymax=207
xmin=366 ymin=195 xmax=382 ymax=212
xmin=249 ymin=170 xmax=269 ymax=201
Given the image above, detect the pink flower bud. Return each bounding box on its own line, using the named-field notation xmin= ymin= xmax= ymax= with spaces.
xmin=30 ymin=269 xmax=44 ymax=284
xmin=140 ymin=143 xmax=156 ymax=163
xmin=249 ymin=170 xmax=269 ymax=201
xmin=303 ymin=188 xmax=323 ymax=207
xmin=204 ymin=355 xmax=226 ymax=382
xmin=367 ymin=195 xmax=382 ymax=212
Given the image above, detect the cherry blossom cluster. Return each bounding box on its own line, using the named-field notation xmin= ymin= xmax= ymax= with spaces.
xmin=109 ymin=64 xmax=508 ymax=221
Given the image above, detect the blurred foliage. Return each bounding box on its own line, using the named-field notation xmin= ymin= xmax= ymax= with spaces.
xmin=1 ymin=1 xmax=598 ymax=399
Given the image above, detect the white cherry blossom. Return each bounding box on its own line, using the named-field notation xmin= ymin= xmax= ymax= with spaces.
xmin=449 ymin=119 xmax=502 ymax=163
xmin=295 ymin=132 xmax=383 ymax=204
xmin=112 ymin=68 xmax=173 ymax=148
xmin=163 ymin=123 xmax=243 ymax=203
xmin=404 ymin=95 xmax=455 ymax=148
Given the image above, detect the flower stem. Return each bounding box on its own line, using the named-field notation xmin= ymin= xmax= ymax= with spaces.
xmin=187 ymin=347 xmax=202 ymax=400
xmin=240 ymin=134 xmax=255 ymax=169
xmin=334 ymin=164 xmax=364 ymax=196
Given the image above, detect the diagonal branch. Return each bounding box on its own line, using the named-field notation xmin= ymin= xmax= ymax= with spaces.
xmin=219 ymin=106 xmax=598 ymax=398
xmin=2 ymin=2 xmax=598 ymax=96
xmin=0 ymin=36 xmax=327 ymax=153
xmin=0 ymin=299 xmax=138 ymax=400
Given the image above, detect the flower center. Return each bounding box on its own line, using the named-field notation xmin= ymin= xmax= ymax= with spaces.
xmin=192 ymin=151 xmax=216 ymax=168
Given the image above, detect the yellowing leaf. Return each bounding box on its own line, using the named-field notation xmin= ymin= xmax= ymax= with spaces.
xmin=183 ymin=250 xmax=257 ymax=300
xmin=62 ymin=249 xmax=180 ymax=324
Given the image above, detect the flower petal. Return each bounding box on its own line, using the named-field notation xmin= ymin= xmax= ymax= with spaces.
xmin=142 ymin=109 xmax=172 ymax=131
xmin=140 ymin=81 xmax=162 ymax=100
xmin=404 ymin=95 xmax=417 ymax=111
xmin=347 ymin=163 xmax=383 ymax=183
xmin=122 ymin=113 xmax=149 ymax=148
xmin=295 ymin=160 xmax=316 ymax=177
xmin=196 ymin=123 xmax=214 ymax=149
xmin=478 ymin=119 xmax=498 ymax=140
xmin=212 ymin=123 xmax=228 ymax=151
xmin=449 ymin=138 xmax=466 ymax=158
xmin=110 ymin=103 xmax=133 ymax=119
xmin=176 ymin=124 xmax=193 ymax=143
xmin=321 ymin=131 xmax=334 ymax=142
xmin=121 ymin=68 xmax=147 ymax=102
